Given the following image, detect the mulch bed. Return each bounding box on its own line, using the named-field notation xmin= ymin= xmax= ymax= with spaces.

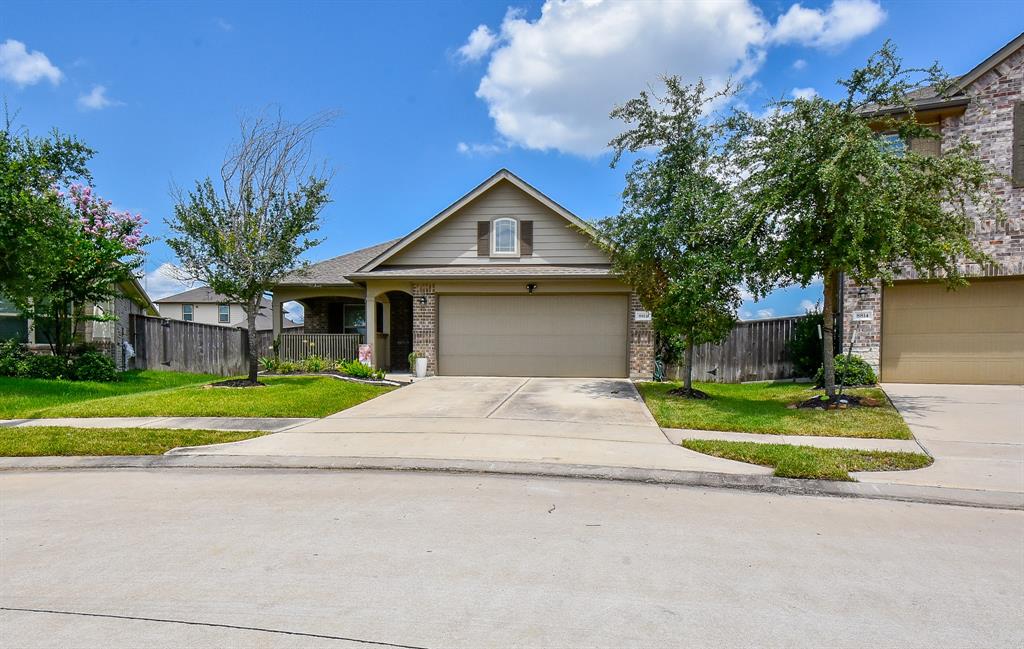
xmin=208 ymin=379 xmax=265 ymax=388
xmin=667 ymin=387 xmax=711 ymax=399
xmin=794 ymin=394 xmax=882 ymax=410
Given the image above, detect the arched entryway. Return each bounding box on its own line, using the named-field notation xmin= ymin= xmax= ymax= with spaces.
xmin=384 ymin=290 xmax=413 ymax=372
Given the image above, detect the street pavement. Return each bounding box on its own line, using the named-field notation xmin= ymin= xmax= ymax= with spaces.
xmin=1 ymin=469 xmax=1021 ymax=648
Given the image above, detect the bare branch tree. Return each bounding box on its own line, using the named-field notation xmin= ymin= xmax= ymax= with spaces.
xmin=167 ymin=108 xmax=337 ymax=384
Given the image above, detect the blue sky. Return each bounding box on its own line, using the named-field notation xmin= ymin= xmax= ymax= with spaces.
xmin=2 ymin=1 xmax=1019 ymax=320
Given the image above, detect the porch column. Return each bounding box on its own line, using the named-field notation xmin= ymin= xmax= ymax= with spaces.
xmin=365 ymin=292 xmax=378 ymax=368
xmin=271 ymin=295 xmax=284 ymax=339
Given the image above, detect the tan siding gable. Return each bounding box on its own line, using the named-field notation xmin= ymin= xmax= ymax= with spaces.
xmin=387 ymin=180 xmax=609 ymax=266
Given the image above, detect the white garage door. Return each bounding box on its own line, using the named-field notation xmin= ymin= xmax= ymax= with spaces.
xmin=437 ymin=294 xmax=629 ymax=377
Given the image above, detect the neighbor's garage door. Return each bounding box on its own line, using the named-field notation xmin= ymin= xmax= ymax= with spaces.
xmin=882 ymin=278 xmax=1024 ymax=384
xmin=437 ymin=294 xmax=628 ymax=377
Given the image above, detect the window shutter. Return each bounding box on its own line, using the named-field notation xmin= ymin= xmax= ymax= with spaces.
xmin=1013 ymin=101 xmax=1024 ymax=189
xmin=477 ymin=221 xmax=490 ymax=256
xmin=520 ymin=220 xmax=533 ymax=256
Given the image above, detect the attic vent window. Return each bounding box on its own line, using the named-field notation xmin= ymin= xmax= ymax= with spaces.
xmin=492 ymin=218 xmax=518 ymax=255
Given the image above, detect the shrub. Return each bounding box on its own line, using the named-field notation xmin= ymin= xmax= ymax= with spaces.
xmin=0 ymin=338 xmax=26 ymax=377
xmin=338 ymin=359 xmax=385 ymax=380
xmin=259 ymin=356 xmax=280 ymax=372
xmin=815 ymin=354 xmax=877 ymax=387
xmin=302 ymin=355 xmax=329 ymax=373
xmin=23 ymin=353 xmax=71 ymax=380
xmin=72 ymin=350 xmax=117 ymax=382
xmin=789 ymin=309 xmax=824 ymax=377
xmin=277 ymin=360 xmax=299 ymax=373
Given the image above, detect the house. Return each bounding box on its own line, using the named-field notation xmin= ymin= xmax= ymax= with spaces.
xmin=155 ymin=288 xmax=301 ymax=331
xmin=842 ymin=32 xmax=1024 ymax=385
xmin=271 ymin=169 xmax=654 ymax=377
xmin=0 ymin=276 xmax=159 ymax=371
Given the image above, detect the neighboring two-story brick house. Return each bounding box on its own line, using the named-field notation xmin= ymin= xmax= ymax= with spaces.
xmin=842 ymin=33 xmax=1024 ymax=385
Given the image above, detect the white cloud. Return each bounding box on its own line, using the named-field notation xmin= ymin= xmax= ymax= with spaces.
xmin=215 ymin=18 xmax=234 ymax=32
xmin=791 ymin=86 xmax=818 ymax=100
xmin=799 ymin=299 xmax=818 ymax=313
xmin=458 ymin=24 xmax=498 ymax=62
xmin=77 ymin=85 xmax=123 ymax=110
xmin=456 ymin=140 xmax=506 ymax=156
xmin=142 ymin=263 xmax=197 ymax=301
xmin=771 ymin=0 xmax=885 ymax=49
xmin=792 ymin=58 xmax=807 ymax=70
xmin=0 ymin=39 xmax=62 ymax=86
xmin=756 ymin=308 xmax=776 ymax=319
xmin=466 ymin=0 xmax=772 ymax=156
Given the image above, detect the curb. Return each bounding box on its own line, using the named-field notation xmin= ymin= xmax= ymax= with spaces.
xmin=0 ymin=454 xmax=1019 ymax=511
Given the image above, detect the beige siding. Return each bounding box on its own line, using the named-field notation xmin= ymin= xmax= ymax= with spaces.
xmin=437 ymin=294 xmax=628 ymax=377
xmin=388 ymin=180 xmax=609 ymax=266
xmin=881 ymin=278 xmax=1024 ymax=384
xmin=157 ymin=302 xmax=241 ymax=326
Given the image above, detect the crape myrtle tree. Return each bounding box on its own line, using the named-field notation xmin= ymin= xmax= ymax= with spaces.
xmin=167 ymin=109 xmax=335 ymax=385
xmin=728 ymin=42 xmax=1002 ymax=399
xmin=600 ymin=78 xmax=744 ymax=397
xmin=1 ymin=120 xmax=148 ymax=358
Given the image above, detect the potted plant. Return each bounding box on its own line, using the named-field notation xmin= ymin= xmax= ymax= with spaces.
xmin=408 ymin=351 xmax=428 ymax=379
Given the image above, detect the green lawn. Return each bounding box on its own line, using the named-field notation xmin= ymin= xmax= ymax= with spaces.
xmin=681 ymin=439 xmax=932 ymax=481
xmin=638 ymin=381 xmax=912 ymax=439
xmin=0 ymin=426 xmax=266 ymax=456
xmin=0 ymin=372 xmax=394 ymax=419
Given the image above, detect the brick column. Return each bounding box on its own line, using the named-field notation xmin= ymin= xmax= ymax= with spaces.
xmin=411 ymin=283 xmax=437 ymax=376
xmin=841 ymin=279 xmax=882 ymax=375
xmin=628 ymin=293 xmax=654 ymax=379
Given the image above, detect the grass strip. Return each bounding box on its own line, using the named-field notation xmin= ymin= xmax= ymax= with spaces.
xmin=0 ymin=426 xmax=267 ymax=456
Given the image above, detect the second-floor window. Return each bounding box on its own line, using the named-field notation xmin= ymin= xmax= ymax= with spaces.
xmin=492 ymin=218 xmax=518 ymax=255
xmin=183 ymin=304 xmax=193 ymax=322
xmin=218 ymin=304 xmax=230 ymax=323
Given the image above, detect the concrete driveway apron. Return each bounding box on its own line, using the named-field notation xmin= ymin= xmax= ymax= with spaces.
xmin=171 ymin=376 xmax=769 ymax=475
xmin=854 ymin=383 xmax=1024 ymax=493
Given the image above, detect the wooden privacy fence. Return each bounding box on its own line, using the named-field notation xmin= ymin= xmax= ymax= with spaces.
xmin=130 ymin=315 xmax=291 ymax=376
xmin=665 ymin=315 xmax=807 ymax=383
xmin=279 ymin=333 xmax=362 ymax=362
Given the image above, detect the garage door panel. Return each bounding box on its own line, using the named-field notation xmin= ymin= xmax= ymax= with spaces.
xmin=438 ymin=295 xmax=628 ymax=377
xmin=882 ymin=279 xmax=1024 ymax=385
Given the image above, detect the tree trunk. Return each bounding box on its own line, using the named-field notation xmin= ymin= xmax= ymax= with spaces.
xmin=683 ymin=330 xmax=694 ymax=392
xmin=821 ymin=270 xmax=839 ymax=398
xmin=246 ymin=297 xmax=259 ymax=384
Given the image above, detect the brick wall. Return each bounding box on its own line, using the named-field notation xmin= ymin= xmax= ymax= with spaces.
xmin=843 ymin=44 xmax=1024 ymax=374
xmin=411 ymin=283 xmax=437 ymax=376
xmin=628 ymin=293 xmax=655 ymax=379
xmin=302 ymin=299 xmax=330 ymax=334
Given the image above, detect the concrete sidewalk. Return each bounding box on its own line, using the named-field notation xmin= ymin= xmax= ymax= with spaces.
xmin=663 ymin=428 xmax=925 ymax=453
xmin=0 ymin=417 xmax=315 ymax=432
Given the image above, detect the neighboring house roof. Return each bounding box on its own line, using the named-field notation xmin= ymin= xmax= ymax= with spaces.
xmin=859 ymin=31 xmax=1023 ymax=117
xmin=232 ymin=306 xmax=302 ymax=331
xmin=276 ymin=239 xmax=401 ymax=287
xmin=357 ymin=169 xmax=601 ymax=273
xmin=119 ymin=276 xmax=160 ymax=316
xmin=348 ymin=265 xmax=613 ymax=279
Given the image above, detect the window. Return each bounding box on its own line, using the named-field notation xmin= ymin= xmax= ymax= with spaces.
xmin=218 ymin=304 xmax=230 ymax=323
xmin=492 ymin=218 xmax=518 ymax=255
xmin=183 ymin=304 xmax=193 ymax=322
xmin=343 ymin=304 xmax=366 ymax=338
xmin=879 ymin=132 xmax=905 ymax=156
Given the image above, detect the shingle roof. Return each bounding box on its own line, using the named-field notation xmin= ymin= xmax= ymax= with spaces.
xmin=349 ymin=265 xmax=614 ymax=279
xmin=276 ymin=239 xmax=401 ymax=286
xmin=155 ymin=286 xmax=233 ymax=304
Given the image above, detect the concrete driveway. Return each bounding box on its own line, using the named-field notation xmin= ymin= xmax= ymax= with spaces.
xmin=172 ymin=377 xmax=770 ymax=475
xmin=855 ymin=384 xmax=1024 ymax=493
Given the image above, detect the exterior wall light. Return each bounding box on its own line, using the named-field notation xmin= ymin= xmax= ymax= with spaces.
xmin=857 ymin=286 xmax=868 ymax=299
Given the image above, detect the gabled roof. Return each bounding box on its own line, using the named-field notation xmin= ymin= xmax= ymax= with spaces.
xmin=357 ymin=169 xmax=599 ymax=273
xmin=347 ymin=265 xmax=613 ymax=280
xmin=859 ymin=31 xmax=1023 ymax=118
xmin=155 ymin=286 xmax=233 ymax=304
xmin=276 ymin=239 xmax=401 ymax=287
xmin=119 ymin=276 xmax=160 ymax=316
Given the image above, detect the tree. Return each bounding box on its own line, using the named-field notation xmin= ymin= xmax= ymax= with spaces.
xmin=600 ymin=78 xmax=744 ymax=396
xmin=728 ymin=42 xmax=1002 ymax=398
xmin=0 ymin=115 xmax=93 ymax=285
xmin=1 ymin=119 xmax=145 ymax=359
xmin=4 ymin=182 xmax=148 ymax=358
xmin=167 ymin=110 xmax=335 ymax=385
